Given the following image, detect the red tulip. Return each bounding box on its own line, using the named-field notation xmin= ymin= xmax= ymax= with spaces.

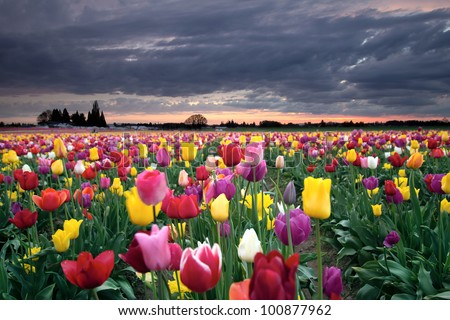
xmin=61 ymin=250 xmax=114 ymax=289
xmin=32 ymin=188 xmax=67 ymax=212
xmin=135 ymin=170 xmax=168 ymax=206
xmin=218 ymin=143 xmax=242 ymax=167
xmin=180 ymin=242 xmax=222 ymax=293
xmin=13 ymin=169 xmax=39 ymax=190
xmin=384 ymin=180 xmax=397 ymax=196
xmin=82 ymin=166 xmax=97 ymax=180
xmin=196 ymin=165 xmax=209 ymax=181
xmin=168 ymin=243 xmax=183 ymax=270
xmin=166 ymin=194 xmax=200 ymax=219
xmin=249 ymin=250 xmax=299 ymax=300
xmin=8 ymin=209 xmax=38 ymax=229
xmin=387 ymin=152 xmax=407 ymax=167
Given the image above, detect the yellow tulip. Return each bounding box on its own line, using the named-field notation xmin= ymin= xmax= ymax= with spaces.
xmin=410 ymin=140 xmax=420 ymax=149
xmin=367 ymin=188 xmax=379 ymax=198
xmin=130 ymin=167 xmax=138 ymax=177
xmin=440 ymin=198 xmax=450 ymax=214
xmin=63 ymin=219 xmax=83 ymax=240
xmin=441 ymin=173 xmax=450 ymax=194
xmin=124 ymin=187 xmax=161 ymax=226
xmin=383 ymin=163 xmax=392 ymax=170
xmin=406 ymin=152 xmax=424 ymax=169
xmin=394 ymin=177 xmax=408 ymax=188
xmin=89 ymin=147 xmax=99 ymax=161
xmin=7 ymin=191 xmax=17 ymax=202
xmin=239 ymin=135 xmax=247 ymax=144
xmin=398 ymin=186 xmax=410 ymax=201
xmin=398 ymin=169 xmax=407 ymax=177
xmin=53 ymin=137 xmax=67 ymax=158
xmin=302 ymin=177 xmax=331 ymax=219
xmin=181 ymin=142 xmax=197 ymax=161
xmin=210 ymin=193 xmax=229 ymax=222
xmin=52 ymin=229 xmax=70 ymax=252
xmin=441 ymin=131 xmax=449 ymax=142
xmin=51 ymin=159 xmax=64 ymax=175
xmin=371 ymin=204 xmax=382 ymax=217
xmin=168 ymin=271 xmax=192 ymax=298
xmin=346 ymin=149 xmax=357 ymax=163
xmin=138 ymin=143 xmax=148 ymax=159
xmin=64 ymin=177 xmax=73 ymax=188
xmin=242 ymin=191 xmax=273 ymax=221
xmin=110 ymin=177 xmax=124 ymax=196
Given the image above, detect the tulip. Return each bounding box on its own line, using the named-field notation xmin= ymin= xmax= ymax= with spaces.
xmin=274 ymin=208 xmax=311 ymax=246
xmin=61 ymin=250 xmax=114 ymax=289
xmin=367 ymin=155 xmax=378 ymax=169
xmin=51 ymin=159 xmax=64 ymax=175
xmin=219 ymin=143 xmax=242 ymax=167
xmin=440 ymin=198 xmax=450 ymax=214
xmin=205 ymin=177 xmax=236 ymax=204
xmin=89 ymin=147 xmax=100 ymax=161
xmin=371 ymin=204 xmax=382 ymax=217
xmin=302 ymin=177 xmax=331 ymax=219
xmin=13 ymin=169 xmax=39 ymax=190
xmin=383 ymin=231 xmax=400 ymax=248
xmin=52 ymin=229 xmax=71 ymax=252
xmin=134 ymin=224 xmax=171 ymax=271
xmin=119 ymin=230 xmax=152 ymax=273
xmin=181 ymin=142 xmax=197 ymax=161
xmin=180 ymin=242 xmax=222 ymax=293
xmin=205 ymin=155 xmax=217 ymax=172
xmin=346 ymin=149 xmax=357 ymax=163
xmin=195 ymin=165 xmax=209 ymax=181
xmin=242 ymin=191 xmax=273 ymax=221
xmin=249 ymin=250 xmax=299 ymax=300
xmin=238 ymin=228 xmax=262 ymax=263
xmin=135 ymin=170 xmax=168 ymax=206
xmin=100 ymin=176 xmax=111 ymax=189
xmin=124 ymin=187 xmax=161 ymax=227
xmin=9 ymin=209 xmax=38 ymax=229
xmin=323 ymin=266 xmax=343 ymax=299
xmin=53 ymin=137 xmax=67 ymax=158
xmin=387 ymin=152 xmax=407 ymax=167
xmin=178 ymin=169 xmax=189 ymax=187
xmin=384 ymin=180 xmax=397 ymax=196
xmin=236 ymin=160 xmax=267 ymax=182
xmin=11 ymin=202 xmax=23 ymax=214
xmin=168 ymin=243 xmax=183 ymax=270
xmin=73 ymin=160 xmax=86 ymax=175
xmin=32 ymin=188 xmax=67 ymax=212
xmin=362 ymin=176 xmax=378 ymax=190
xmin=82 ymin=166 xmax=97 ymax=180
xmin=156 ymin=148 xmax=171 ymax=167
xmin=283 ymin=181 xmax=296 ymax=205
xmin=386 ymin=188 xmax=404 ymax=204
xmin=441 ymin=172 xmax=450 ymax=194
xmin=275 ymin=155 xmax=285 ymax=169
xmin=219 ymin=220 xmax=231 ymax=237
xmin=210 ymin=193 xmax=229 ymax=223
xmin=424 ymin=174 xmax=446 ymax=194
xmin=166 ymin=194 xmax=200 ymax=219
xmin=406 ymin=152 xmax=424 ymax=169
xmin=63 ymin=219 xmax=83 ymax=240
xmin=138 ymin=143 xmax=148 ymax=159
xmin=229 ymin=279 xmax=250 ymax=300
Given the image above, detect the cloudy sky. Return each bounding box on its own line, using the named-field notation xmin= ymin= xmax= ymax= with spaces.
xmin=0 ymin=0 xmax=449 ymax=125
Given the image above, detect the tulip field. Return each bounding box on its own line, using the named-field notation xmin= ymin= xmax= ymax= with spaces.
xmin=0 ymin=128 xmax=449 ymax=300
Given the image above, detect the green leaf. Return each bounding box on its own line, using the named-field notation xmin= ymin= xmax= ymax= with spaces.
xmin=391 ymin=293 xmax=416 ymax=300
xmin=35 ymin=284 xmax=55 ymax=300
xmin=356 ymin=284 xmax=380 ymax=300
xmin=116 ymin=278 xmax=136 ymax=300
xmin=418 ymin=264 xmax=437 ymax=297
xmin=337 ymin=247 xmax=356 ymax=260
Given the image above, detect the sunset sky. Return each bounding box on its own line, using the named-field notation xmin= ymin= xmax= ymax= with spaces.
xmin=0 ymin=0 xmax=449 ymax=125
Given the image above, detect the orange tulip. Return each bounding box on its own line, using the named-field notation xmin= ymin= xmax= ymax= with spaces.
xmin=32 ymin=188 xmax=67 ymax=212
xmin=406 ymin=152 xmax=424 ymax=169
xmin=229 ymin=279 xmax=250 ymax=300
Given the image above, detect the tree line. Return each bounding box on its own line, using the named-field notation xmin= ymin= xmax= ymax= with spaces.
xmin=37 ymin=101 xmax=107 ymax=127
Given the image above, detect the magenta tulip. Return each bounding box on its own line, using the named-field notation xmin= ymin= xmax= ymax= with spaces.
xmin=135 ymin=170 xmax=168 ymax=206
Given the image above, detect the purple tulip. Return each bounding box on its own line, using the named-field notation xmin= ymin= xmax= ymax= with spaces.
xmin=38 ymin=165 xmax=50 ymax=175
xmin=236 ymin=160 xmax=267 ymax=182
xmin=156 ymin=148 xmax=171 ymax=167
xmin=383 ymin=231 xmax=400 ymax=248
xmin=219 ymin=221 xmax=231 ymax=237
xmin=362 ymin=176 xmax=379 ymax=190
xmin=11 ymin=202 xmax=23 ymax=215
xmin=323 ymin=266 xmax=343 ymax=299
xmin=82 ymin=193 xmax=92 ymax=208
xmin=283 ymin=181 xmax=296 ymax=205
xmin=185 ymin=184 xmax=203 ymax=205
xmin=386 ymin=188 xmax=403 ymax=204
xmin=274 ymin=208 xmax=311 ymax=246
xmin=4 ymin=176 xmax=13 ymax=185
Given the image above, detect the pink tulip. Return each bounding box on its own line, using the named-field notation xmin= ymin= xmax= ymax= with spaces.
xmin=134 ymin=224 xmax=171 ymax=271
xmin=180 ymin=242 xmax=222 ymax=293
xmin=135 ymin=170 xmax=168 ymax=206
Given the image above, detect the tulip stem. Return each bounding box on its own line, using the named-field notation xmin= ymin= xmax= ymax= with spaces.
xmin=49 ymin=211 xmax=55 ymax=235
xmin=91 ymin=289 xmax=99 ymax=300
xmin=315 ymin=219 xmax=323 ymax=300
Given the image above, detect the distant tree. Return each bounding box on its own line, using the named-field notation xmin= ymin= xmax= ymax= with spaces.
xmin=62 ymin=108 xmax=71 ymax=123
xmin=184 ymin=114 xmax=207 ymax=129
xmin=37 ymin=109 xmax=52 ymax=125
xmin=86 ymin=100 xmax=107 ymax=127
xmin=51 ymin=109 xmax=63 ymax=123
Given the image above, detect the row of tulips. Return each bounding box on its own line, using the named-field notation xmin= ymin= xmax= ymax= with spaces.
xmin=0 ymin=127 xmax=449 ymax=300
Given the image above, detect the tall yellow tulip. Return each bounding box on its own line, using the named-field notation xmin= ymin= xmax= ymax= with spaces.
xmin=51 ymin=159 xmax=64 ymax=175
xmin=63 ymin=219 xmax=83 ymax=240
xmin=52 ymin=229 xmax=70 ymax=252
xmin=302 ymin=177 xmax=331 ymax=219
xmin=124 ymin=187 xmax=161 ymax=226
xmin=53 ymin=137 xmax=67 ymax=158
xmin=346 ymin=149 xmax=357 ymax=163
xmin=181 ymin=142 xmax=197 ymax=161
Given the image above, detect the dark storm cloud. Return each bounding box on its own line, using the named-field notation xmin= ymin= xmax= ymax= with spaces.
xmin=0 ymin=0 xmax=449 ymax=119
